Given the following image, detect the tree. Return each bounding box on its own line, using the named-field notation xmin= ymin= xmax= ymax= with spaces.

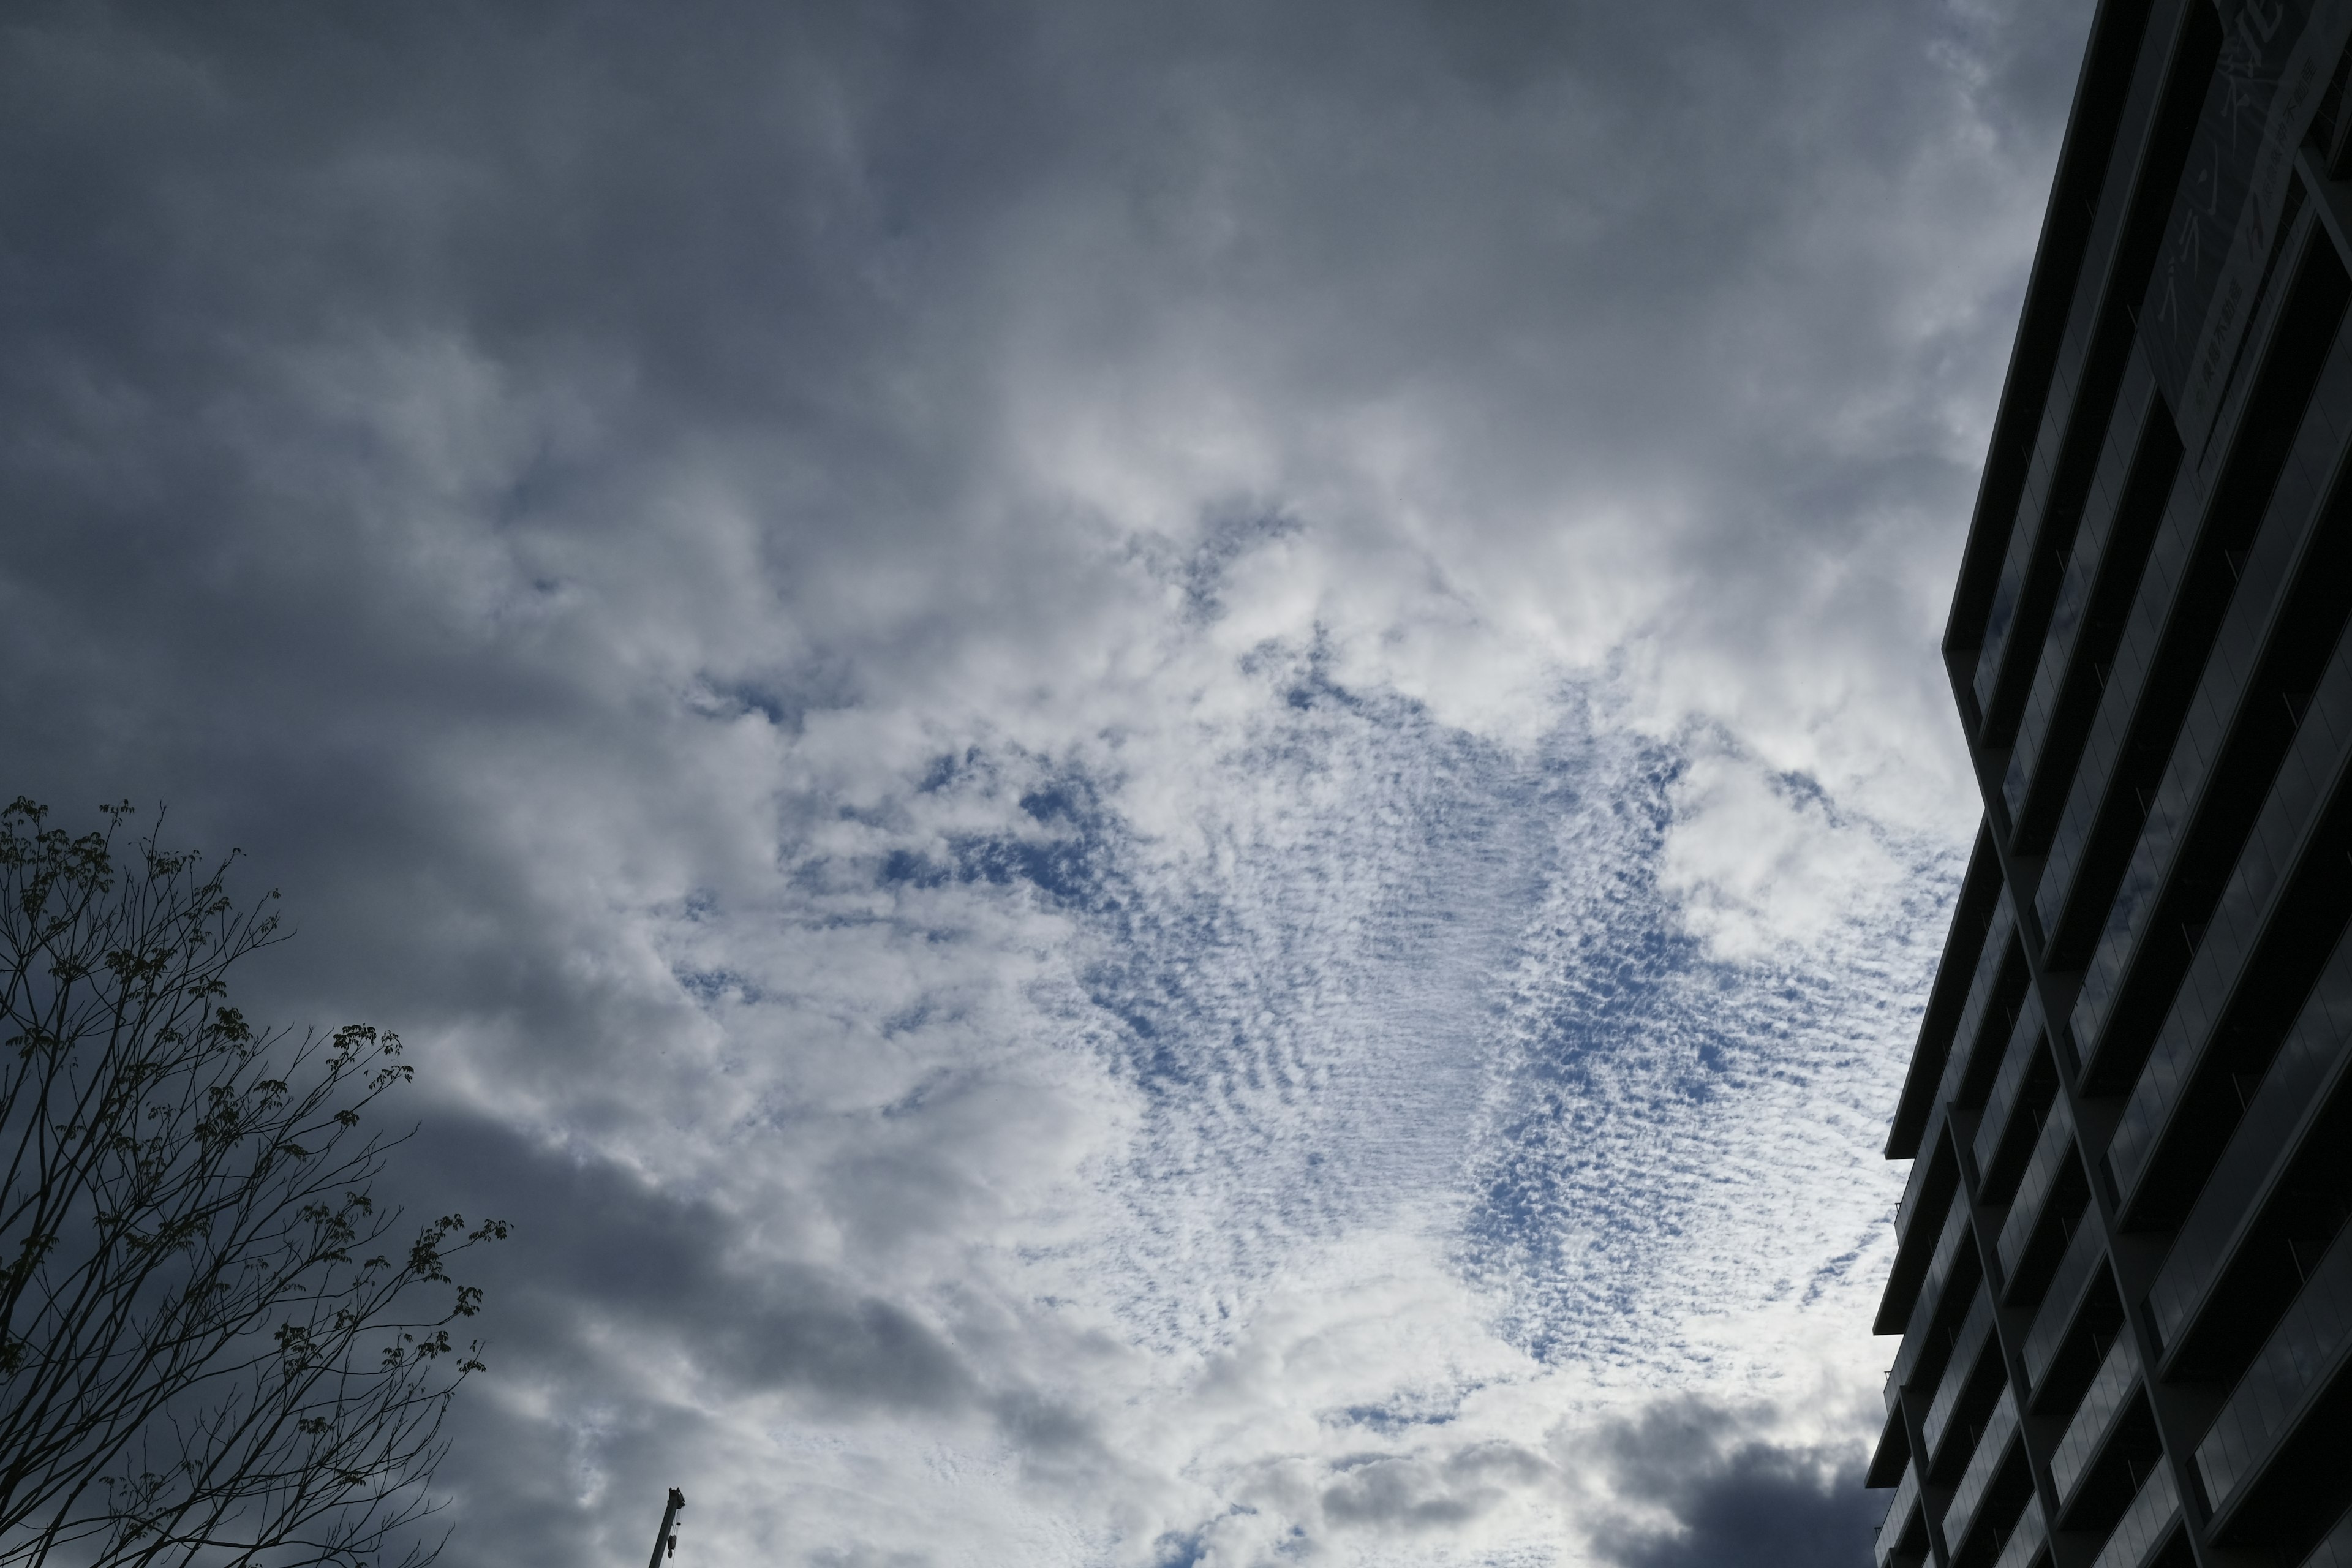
xmin=0 ymin=799 xmax=507 ymax=1568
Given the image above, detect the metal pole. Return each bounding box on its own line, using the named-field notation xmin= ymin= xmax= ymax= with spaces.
xmin=644 ymin=1487 xmax=685 ymax=1568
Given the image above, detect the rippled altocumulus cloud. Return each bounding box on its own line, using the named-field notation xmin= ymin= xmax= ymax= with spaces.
xmin=0 ymin=0 xmax=2089 ymax=1562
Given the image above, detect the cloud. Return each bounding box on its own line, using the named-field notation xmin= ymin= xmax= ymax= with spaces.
xmin=1587 ymin=1399 xmax=1881 ymax=1568
xmin=0 ymin=0 xmax=2090 ymax=1561
xmin=1319 ymin=1442 xmax=1553 ymax=1532
xmin=1657 ymin=731 xmax=1911 ymax=964
xmin=415 ymin=1118 xmax=981 ymax=1415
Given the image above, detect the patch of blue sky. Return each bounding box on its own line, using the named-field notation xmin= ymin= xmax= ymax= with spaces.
xmin=883 ymin=665 xmax=1955 ymax=1382
xmin=1458 ymin=753 xmax=1959 ymax=1376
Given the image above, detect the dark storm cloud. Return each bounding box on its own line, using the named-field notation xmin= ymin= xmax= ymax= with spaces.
xmin=402 ymin=1115 xmax=979 ymax=1414
xmin=1319 ymin=1442 xmax=1551 ymax=1531
xmin=0 ymin=0 xmax=2079 ymax=1010
xmin=388 ymin=1114 xmax=1015 ymax=1566
xmin=1591 ymin=1399 xmax=1881 ymax=1568
xmin=0 ymin=0 xmax=2081 ymax=846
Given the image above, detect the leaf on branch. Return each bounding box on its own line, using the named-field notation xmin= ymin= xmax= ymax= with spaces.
xmin=1 ymin=798 xmax=495 ymax=1565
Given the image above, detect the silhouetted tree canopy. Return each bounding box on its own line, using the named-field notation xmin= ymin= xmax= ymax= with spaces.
xmin=0 ymin=799 xmax=505 ymax=1568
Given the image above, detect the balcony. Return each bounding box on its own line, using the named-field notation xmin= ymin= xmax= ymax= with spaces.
xmin=2106 ymin=632 xmax=2352 ymax=1227
xmin=2145 ymin=926 xmax=2352 ymax=1366
xmin=1894 ymin=1189 xmax=1980 ymax=1392
xmin=1952 ymin=899 xmax=2019 ymax=1061
xmin=2052 ymin=1334 xmax=2140 ymax=1513
xmin=1997 ymin=1096 xmax=2084 ymax=1303
xmin=1993 ymin=1494 xmax=2047 ymax=1568
xmin=2198 ymin=1219 xmax=2352 ymax=1531
xmin=1875 ymin=1461 xmax=1926 ymax=1568
xmin=2297 ymin=1499 xmax=2352 ymax=1568
xmin=1869 ymin=1396 xmax=1909 ymax=1493
xmin=2024 ymin=1219 xmax=2110 ymax=1398
xmin=1966 ymin=30 xmax=2180 ymax=764
xmin=2002 ymin=352 xmax=2164 ymax=840
xmin=1923 ymin=1287 xmax=1999 ymax=1468
xmin=2087 ymin=1462 xmax=2180 ymax=1568
xmin=1890 ymin=830 xmax=2005 ymax=1161
xmin=1943 ymin=918 xmax=2029 ymax=1113
xmin=1945 ymin=1384 xmax=2021 ymax=1554
xmin=1974 ymin=1005 xmax=2054 ymax=1201
xmin=1883 ymin=1130 xmax=1964 ymax=1333
xmin=2030 ymin=489 xmax=2177 ymax=962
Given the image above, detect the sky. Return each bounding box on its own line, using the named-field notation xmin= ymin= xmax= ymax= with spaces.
xmin=0 ymin=1 xmax=2095 ymax=1564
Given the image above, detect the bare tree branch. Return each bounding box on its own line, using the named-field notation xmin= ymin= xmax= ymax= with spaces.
xmin=0 ymin=799 xmax=507 ymax=1568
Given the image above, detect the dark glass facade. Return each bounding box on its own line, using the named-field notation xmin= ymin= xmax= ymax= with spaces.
xmin=1871 ymin=4 xmax=2352 ymax=1567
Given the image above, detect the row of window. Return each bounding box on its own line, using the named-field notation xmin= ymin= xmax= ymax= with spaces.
xmin=1877 ymin=4 xmax=2352 ymax=1563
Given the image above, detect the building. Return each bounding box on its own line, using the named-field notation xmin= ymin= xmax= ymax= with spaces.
xmin=1869 ymin=3 xmax=2352 ymax=1567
